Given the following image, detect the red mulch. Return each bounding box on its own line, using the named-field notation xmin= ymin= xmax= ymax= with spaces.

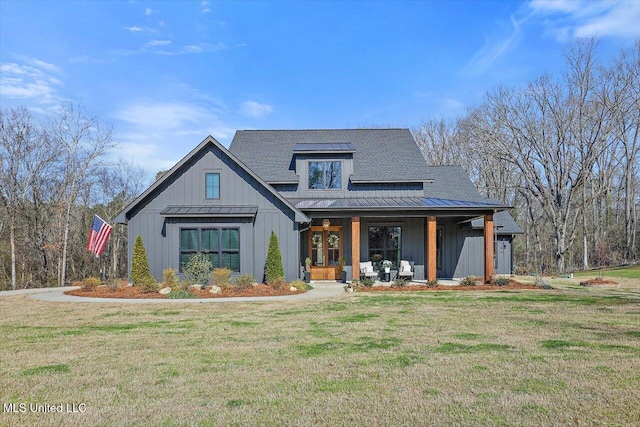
xmin=354 ymin=279 xmax=539 ymax=292
xmin=579 ymin=277 xmax=619 ymax=286
xmin=65 ymin=284 xmax=303 ymax=299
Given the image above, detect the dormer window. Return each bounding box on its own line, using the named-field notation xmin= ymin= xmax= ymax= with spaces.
xmin=206 ymin=173 xmax=220 ymax=199
xmin=309 ymin=161 xmax=342 ymax=190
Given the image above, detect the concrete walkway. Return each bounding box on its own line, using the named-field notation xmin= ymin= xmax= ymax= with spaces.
xmin=0 ymin=282 xmax=347 ymax=304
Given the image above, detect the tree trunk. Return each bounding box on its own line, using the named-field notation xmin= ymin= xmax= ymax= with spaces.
xmin=10 ymin=218 xmax=16 ymax=290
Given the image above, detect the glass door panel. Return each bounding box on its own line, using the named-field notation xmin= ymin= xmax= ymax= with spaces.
xmin=327 ymin=230 xmax=340 ymax=267
xmin=311 ymin=230 xmax=324 ymax=267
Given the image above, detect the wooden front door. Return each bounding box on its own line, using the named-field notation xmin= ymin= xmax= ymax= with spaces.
xmin=309 ymin=226 xmax=343 ymax=280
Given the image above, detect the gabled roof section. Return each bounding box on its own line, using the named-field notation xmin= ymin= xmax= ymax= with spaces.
xmin=114 ymin=136 xmax=310 ymax=224
xmin=229 ymin=129 xmax=432 ymax=184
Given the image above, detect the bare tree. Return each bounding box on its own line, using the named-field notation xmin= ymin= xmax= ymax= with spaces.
xmin=46 ymin=103 xmax=114 ymax=286
xmin=0 ymin=108 xmax=59 ymax=289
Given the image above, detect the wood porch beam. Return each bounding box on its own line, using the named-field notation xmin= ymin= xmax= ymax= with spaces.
xmin=484 ymin=213 xmax=494 ymax=283
xmin=351 ymin=217 xmax=360 ymax=280
xmin=427 ymin=216 xmax=437 ymax=282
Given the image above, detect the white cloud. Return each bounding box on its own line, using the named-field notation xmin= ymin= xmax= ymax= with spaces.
xmin=112 ymin=99 xmax=236 ymax=179
xmin=147 ymin=40 xmax=172 ymax=46
xmin=144 ymin=8 xmax=155 ymax=16
xmin=463 ymin=14 xmax=524 ymax=75
xmin=115 ymin=101 xmax=209 ymax=130
xmin=240 ymin=100 xmax=273 ymax=118
xmin=528 ymin=0 xmax=640 ymax=40
xmin=124 ymin=26 xmax=143 ymax=32
xmin=0 ymin=60 xmax=64 ymax=105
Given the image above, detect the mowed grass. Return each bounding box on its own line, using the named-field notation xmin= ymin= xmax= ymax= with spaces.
xmin=573 ymin=264 xmax=640 ymax=279
xmin=1 ymin=281 xmax=640 ymax=426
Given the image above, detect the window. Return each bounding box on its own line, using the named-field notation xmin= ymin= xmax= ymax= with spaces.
xmin=205 ymin=173 xmax=220 ymax=199
xmin=180 ymin=227 xmax=239 ymax=272
xmin=436 ymin=227 xmax=443 ymax=270
xmin=308 ymin=161 xmax=341 ymax=189
xmin=368 ymin=226 xmax=401 ymax=269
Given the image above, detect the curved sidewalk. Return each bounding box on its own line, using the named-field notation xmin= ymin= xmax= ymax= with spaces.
xmin=0 ymin=282 xmax=346 ymax=304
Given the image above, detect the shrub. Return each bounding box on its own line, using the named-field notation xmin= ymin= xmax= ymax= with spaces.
xmin=83 ymin=277 xmax=101 ymax=291
xmin=167 ymin=289 xmax=196 ymax=299
xmin=106 ymin=278 xmax=121 ymax=292
xmin=535 ymin=277 xmax=553 ymax=289
xmin=361 ymin=278 xmax=374 ymax=287
xmin=163 ymin=268 xmax=179 ymax=289
xmin=210 ymin=268 xmax=233 ymax=289
xmin=289 ymin=279 xmax=308 ymax=291
xmin=268 ymin=277 xmax=289 ymax=291
xmin=130 ymin=235 xmax=153 ymax=286
xmin=492 ymin=277 xmax=510 ymax=286
xmin=350 ymin=279 xmax=360 ymax=287
xmin=138 ymin=276 xmax=159 ymax=293
xmin=233 ymin=274 xmax=255 ymax=291
xmin=426 ymin=279 xmax=438 ymax=288
xmin=183 ymin=253 xmax=213 ymax=285
xmin=265 ymin=231 xmax=284 ymax=284
xmin=393 ymin=277 xmax=407 ymax=288
xmin=459 ymin=276 xmax=477 ymax=287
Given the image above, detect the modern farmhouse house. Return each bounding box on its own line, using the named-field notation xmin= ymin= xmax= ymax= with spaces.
xmin=115 ymin=129 xmax=521 ymax=283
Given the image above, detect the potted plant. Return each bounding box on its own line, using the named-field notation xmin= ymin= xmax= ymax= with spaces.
xmin=304 ymin=257 xmax=311 ymax=283
xmin=382 ymin=260 xmax=392 ymax=273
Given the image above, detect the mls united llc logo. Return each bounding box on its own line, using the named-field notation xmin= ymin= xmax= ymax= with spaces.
xmin=3 ymin=402 xmax=86 ymax=413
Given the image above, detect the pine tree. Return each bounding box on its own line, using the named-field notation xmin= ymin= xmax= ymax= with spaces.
xmin=265 ymin=231 xmax=284 ymax=284
xmin=130 ymin=235 xmax=152 ymax=285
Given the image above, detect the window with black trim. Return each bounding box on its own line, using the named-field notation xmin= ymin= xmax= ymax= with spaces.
xmin=205 ymin=173 xmax=220 ymax=199
xmin=308 ymin=161 xmax=341 ymax=189
xmin=180 ymin=227 xmax=239 ymax=272
xmin=436 ymin=227 xmax=443 ymax=270
xmin=368 ymin=226 xmax=401 ymax=269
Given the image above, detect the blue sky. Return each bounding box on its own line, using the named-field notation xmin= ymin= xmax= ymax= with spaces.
xmin=1 ymin=0 xmax=639 ymax=179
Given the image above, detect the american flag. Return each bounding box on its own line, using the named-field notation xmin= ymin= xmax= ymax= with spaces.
xmin=87 ymin=215 xmax=113 ymax=257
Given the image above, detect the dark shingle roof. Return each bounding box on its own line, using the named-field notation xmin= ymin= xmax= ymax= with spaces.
xmin=229 ymin=129 xmax=432 ymax=184
xmin=229 ymin=129 xmax=499 ymax=205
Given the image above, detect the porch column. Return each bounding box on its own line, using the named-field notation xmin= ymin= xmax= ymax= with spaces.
xmin=484 ymin=214 xmax=494 ymax=283
xmin=351 ymin=217 xmax=360 ymax=280
xmin=426 ymin=216 xmax=437 ymax=282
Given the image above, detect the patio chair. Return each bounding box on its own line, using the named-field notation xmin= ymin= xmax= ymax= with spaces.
xmin=359 ymin=261 xmax=378 ymax=281
xmin=397 ymin=260 xmax=414 ymax=280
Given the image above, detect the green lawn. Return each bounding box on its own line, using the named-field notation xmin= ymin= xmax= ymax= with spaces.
xmin=1 ymin=281 xmax=639 ymax=426
xmin=573 ymin=264 xmax=640 ymax=279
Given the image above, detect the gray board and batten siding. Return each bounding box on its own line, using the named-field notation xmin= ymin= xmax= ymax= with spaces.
xmin=116 ymin=137 xmax=307 ymax=282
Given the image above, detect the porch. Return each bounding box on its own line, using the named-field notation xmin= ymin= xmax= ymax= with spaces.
xmin=300 ymin=214 xmax=496 ymax=284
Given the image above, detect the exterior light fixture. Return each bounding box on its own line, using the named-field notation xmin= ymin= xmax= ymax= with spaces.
xmin=322 ymin=219 xmax=330 ymax=230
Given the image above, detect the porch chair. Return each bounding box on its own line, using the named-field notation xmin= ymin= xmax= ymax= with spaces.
xmin=359 ymin=261 xmax=378 ymax=282
xmin=398 ymin=260 xmax=414 ymax=281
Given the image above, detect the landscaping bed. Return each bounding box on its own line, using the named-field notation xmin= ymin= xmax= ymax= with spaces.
xmin=353 ymin=280 xmax=540 ymax=292
xmin=579 ymin=277 xmax=619 ymax=286
xmin=65 ymin=284 xmax=304 ymax=299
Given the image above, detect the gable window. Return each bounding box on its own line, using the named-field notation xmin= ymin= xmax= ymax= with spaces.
xmin=180 ymin=227 xmax=239 ymax=272
xmin=308 ymin=161 xmax=342 ymax=189
xmin=205 ymin=173 xmax=220 ymax=199
xmin=368 ymin=226 xmax=401 ymax=269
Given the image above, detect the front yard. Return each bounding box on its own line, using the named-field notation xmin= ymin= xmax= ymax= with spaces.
xmin=1 ymin=279 xmax=639 ymax=425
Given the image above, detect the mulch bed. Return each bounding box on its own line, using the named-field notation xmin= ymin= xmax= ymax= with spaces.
xmin=65 ymin=284 xmax=303 ymax=299
xmin=579 ymin=277 xmax=619 ymax=286
xmin=353 ymin=279 xmax=540 ymax=292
